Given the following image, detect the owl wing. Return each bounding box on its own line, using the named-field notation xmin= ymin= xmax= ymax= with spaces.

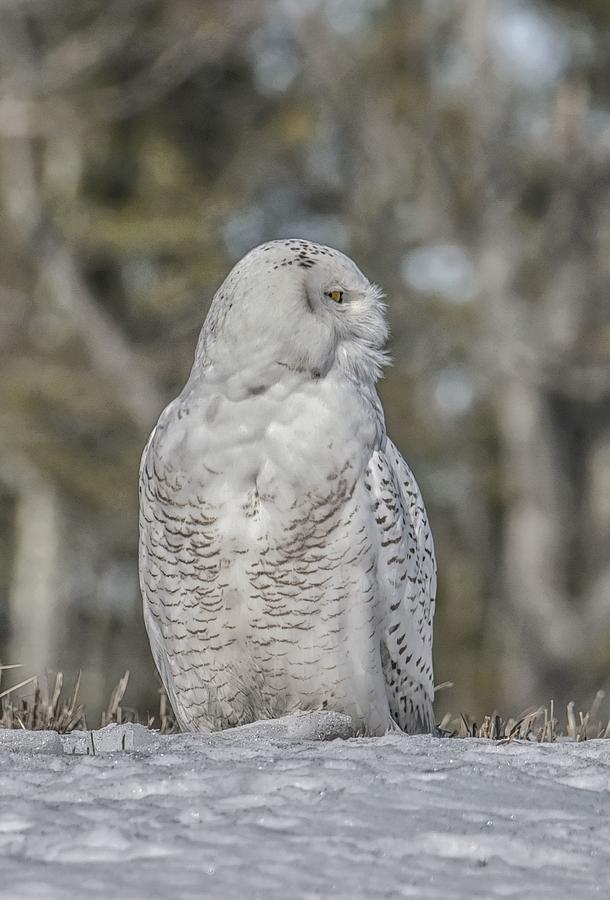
xmin=367 ymin=436 xmax=436 ymax=732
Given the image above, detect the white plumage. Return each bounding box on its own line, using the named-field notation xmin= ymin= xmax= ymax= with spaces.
xmin=139 ymin=239 xmax=436 ymax=735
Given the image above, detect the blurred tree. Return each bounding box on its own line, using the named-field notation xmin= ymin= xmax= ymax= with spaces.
xmin=0 ymin=0 xmax=608 ymax=721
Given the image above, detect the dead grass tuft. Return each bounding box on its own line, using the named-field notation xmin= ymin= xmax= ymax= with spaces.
xmin=440 ymin=691 xmax=610 ymax=742
xmin=0 ymin=668 xmax=178 ymax=734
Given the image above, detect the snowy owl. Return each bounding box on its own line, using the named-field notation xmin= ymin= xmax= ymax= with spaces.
xmin=139 ymin=239 xmax=436 ymax=736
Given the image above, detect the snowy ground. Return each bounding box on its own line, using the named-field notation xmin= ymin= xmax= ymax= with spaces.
xmin=0 ymin=714 xmax=608 ymax=899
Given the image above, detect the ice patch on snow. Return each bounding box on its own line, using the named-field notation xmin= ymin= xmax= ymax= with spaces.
xmin=0 ymin=729 xmax=62 ymax=755
xmin=62 ymin=722 xmax=160 ymax=755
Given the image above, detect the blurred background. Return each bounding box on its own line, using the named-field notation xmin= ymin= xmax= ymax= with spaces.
xmin=0 ymin=0 xmax=608 ymax=725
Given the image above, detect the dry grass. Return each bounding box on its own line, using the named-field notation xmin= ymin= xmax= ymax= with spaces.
xmin=0 ymin=667 xmax=178 ymax=734
xmin=1 ymin=666 xmax=608 ymax=741
xmin=440 ymin=691 xmax=610 ymax=742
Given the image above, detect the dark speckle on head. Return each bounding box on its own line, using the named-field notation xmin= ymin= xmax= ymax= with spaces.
xmin=268 ymin=241 xmax=328 ymax=272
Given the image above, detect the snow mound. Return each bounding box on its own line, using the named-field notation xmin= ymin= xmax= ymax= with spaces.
xmin=0 ymin=717 xmax=608 ymax=899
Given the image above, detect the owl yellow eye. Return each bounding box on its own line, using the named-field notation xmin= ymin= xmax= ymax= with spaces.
xmin=327 ymin=290 xmax=344 ymax=304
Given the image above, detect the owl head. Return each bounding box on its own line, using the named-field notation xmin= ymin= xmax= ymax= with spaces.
xmin=195 ymin=239 xmax=390 ymax=388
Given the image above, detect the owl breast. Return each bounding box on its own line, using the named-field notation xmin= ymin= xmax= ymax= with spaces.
xmin=141 ymin=370 xmax=392 ymax=734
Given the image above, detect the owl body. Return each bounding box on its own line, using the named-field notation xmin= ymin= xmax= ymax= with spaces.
xmin=140 ymin=240 xmax=436 ymax=735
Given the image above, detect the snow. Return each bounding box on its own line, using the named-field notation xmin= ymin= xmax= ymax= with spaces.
xmin=0 ymin=715 xmax=608 ymax=899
